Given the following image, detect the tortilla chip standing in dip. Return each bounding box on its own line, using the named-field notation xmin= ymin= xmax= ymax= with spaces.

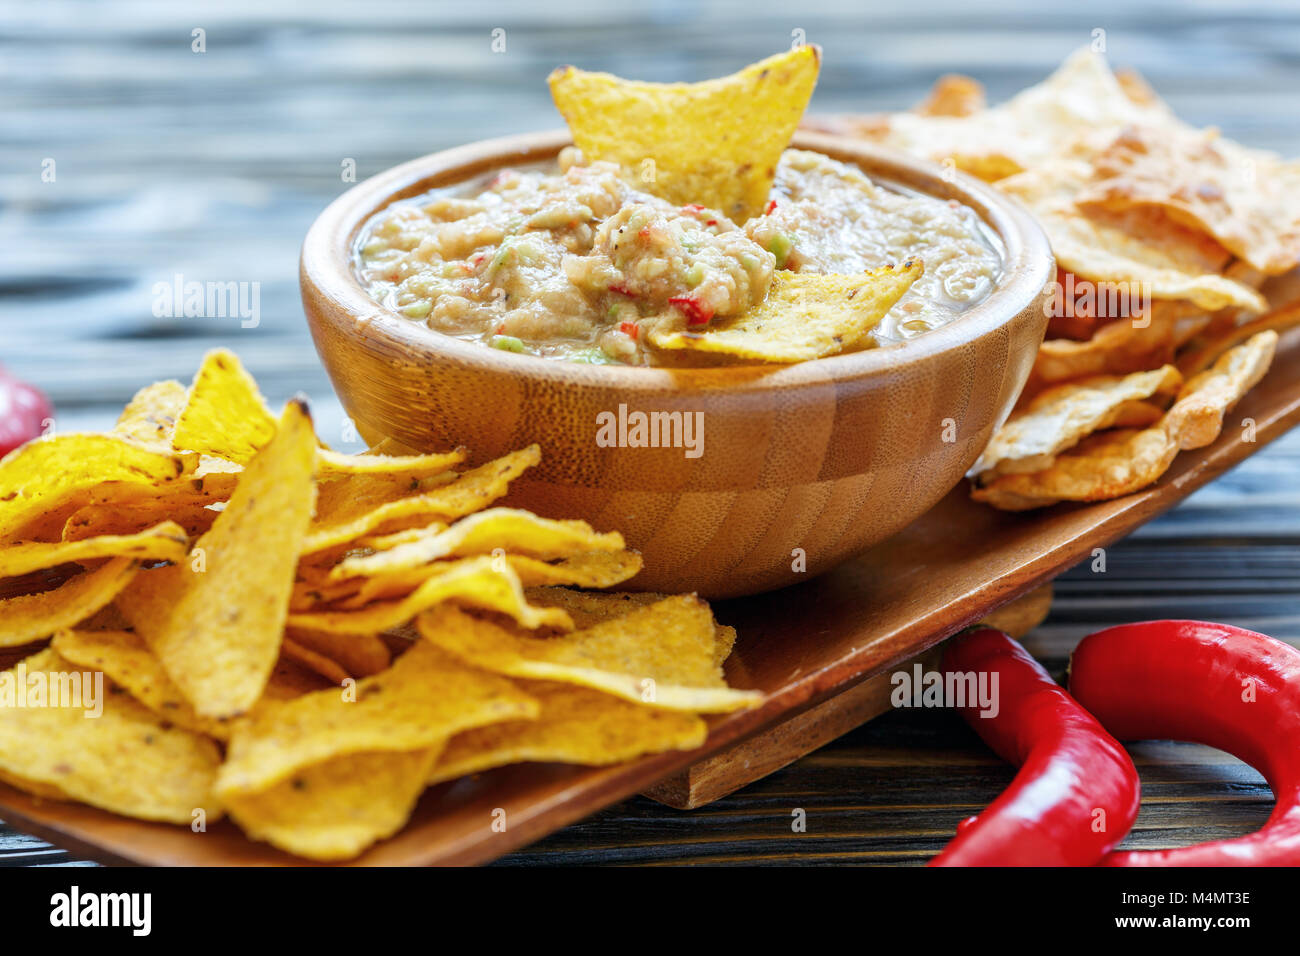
xmin=354 ymin=48 xmax=1013 ymax=367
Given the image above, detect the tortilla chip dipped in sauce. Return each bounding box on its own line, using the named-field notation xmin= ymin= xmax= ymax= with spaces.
xmin=549 ymin=46 xmax=821 ymax=224
xmin=355 ymin=50 xmax=1002 ymax=366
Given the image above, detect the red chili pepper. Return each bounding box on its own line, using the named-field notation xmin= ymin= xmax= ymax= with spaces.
xmin=0 ymin=367 xmax=52 ymax=458
xmin=1070 ymin=620 xmax=1300 ymax=867
xmin=618 ymin=321 xmax=639 ymax=340
xmin=681 ymin=203 xmax=705 ymax=214
xmin=764 ymin=199 xmax=778 ymax=215
xmin=668 ymin=296 xmax=714 ymax=326
xmin=929 ymin=627 xmax=1140 ymax=866
xmin=608 ymin=284 xmax=635 ymax=297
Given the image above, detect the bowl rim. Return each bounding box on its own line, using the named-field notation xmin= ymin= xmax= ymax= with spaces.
xmin=301 ymin=128 xmax=1054 ymax=393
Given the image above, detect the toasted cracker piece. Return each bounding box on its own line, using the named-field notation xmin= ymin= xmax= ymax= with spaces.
xmin=971 ymin=365 xmax=1182 ymax=481
xmin=973 ymin=332 xmax=1276 ymax=510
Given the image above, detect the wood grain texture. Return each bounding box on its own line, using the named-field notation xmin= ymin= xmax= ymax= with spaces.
xmin=3 ymin=0 xmax=1299 ymax=866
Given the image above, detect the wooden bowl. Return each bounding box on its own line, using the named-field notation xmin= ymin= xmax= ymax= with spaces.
xmin=301 ymin=130 xmax=1054 ymax=598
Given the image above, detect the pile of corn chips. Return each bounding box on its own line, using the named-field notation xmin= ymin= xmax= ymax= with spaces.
xmin=0 ymin=350 xmax=757 ymax=860
xmin=812 ymin=48 xmax=1299 ymax=509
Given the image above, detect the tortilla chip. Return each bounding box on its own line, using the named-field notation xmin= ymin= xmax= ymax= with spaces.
xmin=217 ymin=640 xmax=538 ymax=796
xmin=971 ymin=365 xmax=1182 ymax=480
xmin=0 ymin=520 xmax=189 ymax=579
xmin=279 ymin=638 xmax=350 ymax=685
xmin=116 ymin=400 xmax=318 ymax=718
xmin=113 ymin=380 xmax=188 ymax=450
xmin=173 ymin=349 xmax=466 ymax=480
xmin=291 ymin=556 xmax=573 ymax=633
xmin=61 ymin=498 xmax=218 ymax=542
xmin=419 ymin=598 xmax=761 ymax=712
xmin=220 ymin=749 xmax=438 ymax=861
xmin=428 ymin=680 xmax=706 ymax=785
xmin=50 ymin=628 xmax=229 ymax=740
xmin=648 ymin=263 xmax=922 ymax=363
xmin=1077 ymin=123 xmax=1300 ymax=275
xmin=525 ymin=587 xmax=738 ymax=665
xmin=0 ymin=647 xmax=221 ymax=823
xmin=0 ymin=434 xmax=188 ymax=543
xmin=300 ymin=446 xmax=539 ymax=556
xmin=329 ymin=550 xmax=642 ymax=611
xmin=549 ymin=46 xmax=820 ymax=222
xmin=998 ymin=160 xmax=1266 ymax=314
xmin=0 ymin=556 xmax=140 ymax=647
xmin=332 ymin=507 xmax=625 ymax=580
xmin=973 ymin=332 xmax=1276 ymax=510
xmin=283 ymin=627 xmax=391 ymax=678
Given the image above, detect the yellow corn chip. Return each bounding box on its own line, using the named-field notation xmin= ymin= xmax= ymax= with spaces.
xmin=0 ymin=434 xmax=188 ymax=543
xmin=283 ymin=627 xmax=391 ymax=678
xmin=333 ymin=507 xmax=625 ymax=579
xmin=0 ymin=647 xmax=222 ymax=823
xmin=279 ymin=638 xmax=350 ymax=686
xmin=648 ymin=263 xmax=922 ymax=362
xmin=526 ymin=587 xmax=738 ymax=664
xmin=419 ymin=598 xmax=761 ymax=712
xmin=550 ymin=46 xmax=820 ymax=223
xmin=0 ymin=556 xmax=140 ymax=647
xmin=303 ymin=446 xmax=538 ymax=556
xmin=61 ymin=498 xmax=217 ymax=542
xmin=221 ymin=748 xmax=439 ymax=861
xmin=973 ymin=332 xmax=1276 ymax=510
xmin=291 ymin=556 xmax=573 ymax=633
xmin=428 ymin=680 xmax=706 ymax=785
xmin=172 ymin=349 xmax=467 ymax=479
xmin=50 ymin=629 xmax=229 ymax=740
xmin=116 ymin=400 xmax=318 ymax=718
xmin=113 ymin=380 xmax=188 ymax=449
xmin=971 ymin=365 xmax=1182 ymax=480
xmin=217 ymin=640 xmax=538 ymax=796
xmin=0 ymin=520 xmax=189 ymax=579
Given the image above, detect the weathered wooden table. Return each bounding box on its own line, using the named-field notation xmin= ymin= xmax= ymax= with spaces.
xmin=1 ymin=0 xmax=1296 ymax=865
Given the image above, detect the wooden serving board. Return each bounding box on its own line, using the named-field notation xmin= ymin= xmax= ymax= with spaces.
xmin=2 ymin=323 xmax=1298 ymax=866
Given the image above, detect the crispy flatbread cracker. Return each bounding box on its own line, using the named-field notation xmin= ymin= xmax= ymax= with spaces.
xmin=1078 ymin=123 xmax=1300 ymax=275
xmin=550 ymin=46 xmax=820 ymax=223
xmin=419 ymin=598 xmax=761 ymax=713
xmin=973 ymin=332 xmax=1276 ymax=510
xmin=117 ymin=401 xmax=317 ymax=718
xmin=998 ymin=160 xmax=1266 ymax=314
xmin=428 ymin=679 xmax=705 ymax=785
xmin=971 ymin=365 xmax=1182 ymax=480
xmin=914 ymin=74 xmax=986 ymax=118
xmin=648 ymin=263 xmax=922 ymax=362
xmin=843 ymin=48 xmax=1174 ymax=181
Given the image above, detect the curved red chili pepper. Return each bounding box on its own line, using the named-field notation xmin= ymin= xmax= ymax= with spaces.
xmin=1070 ymin=619 xmax=1300 ymax=866
xmin=929 ymin=627 xmax=1140 ymax=866
xmin=668 ymin=295 xmax=713 ymax=326
xmin=0 ymin=367 xmax=53 ymax=458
